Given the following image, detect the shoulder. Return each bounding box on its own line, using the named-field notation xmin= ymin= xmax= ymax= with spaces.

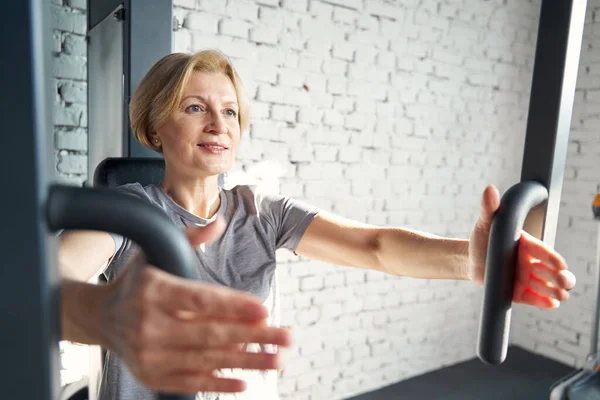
xmin=225 ymin=185 xmax=319 ymax=221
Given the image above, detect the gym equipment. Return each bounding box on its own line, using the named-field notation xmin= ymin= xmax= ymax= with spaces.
xmin=3 ymin=2 xmax=194 ymax=399
xmin=87 ymin=0 xmax=171 ymax=181
xmin=94 ymin=157 xmax=165 ymax=188
xmin=47 ymin=185 xmax=199 ymax=281
xmin=548 ymin=194 xmax=600 ymax=399
xmin=477 ymin=0 xmax=587 ymax=365
xmin=48 ymin=185 xmax=198 ymax=400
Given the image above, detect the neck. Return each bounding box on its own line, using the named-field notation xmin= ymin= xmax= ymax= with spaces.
xmin=161 ymin=168 xmax=221 ymax=219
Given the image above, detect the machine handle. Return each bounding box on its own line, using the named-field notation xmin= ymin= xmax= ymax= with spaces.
xmin=46 ymin=184 xmax=198 ymax=400
xmin=477 ymin=181 xmax=548 ymax=365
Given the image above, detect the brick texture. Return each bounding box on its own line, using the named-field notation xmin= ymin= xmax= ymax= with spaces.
xmin=52 ymin=1 xmax=87 ymax=188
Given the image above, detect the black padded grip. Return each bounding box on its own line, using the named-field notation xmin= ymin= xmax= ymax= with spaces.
xmin=46 ymin=184 xmax=198 ymax=400
xmin=93 ymin=157 xmax=165 ymax=188
xmin=477 ymin=181 xmax=548 ymax=365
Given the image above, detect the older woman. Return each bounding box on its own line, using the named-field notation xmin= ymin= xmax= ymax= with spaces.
xmin=59 ymin=49 xmax=576 ymax=400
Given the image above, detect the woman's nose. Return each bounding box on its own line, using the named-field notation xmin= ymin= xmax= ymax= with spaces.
xmin=206 ymin=112 xmax=227 ymax=135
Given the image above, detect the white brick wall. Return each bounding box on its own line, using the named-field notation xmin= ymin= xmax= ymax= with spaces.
xmin=51 ymin=0 xmax=579 ymax=398
xmin=511 ymin=0 xmax=600 ymax=371
xmin=52 ymin=0 xmax=88 ymax=188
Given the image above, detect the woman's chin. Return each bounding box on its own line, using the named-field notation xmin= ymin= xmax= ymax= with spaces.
xmin=193 ymin=163 xmax=231 ymax=178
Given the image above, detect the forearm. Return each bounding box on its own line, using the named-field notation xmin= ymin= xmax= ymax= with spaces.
xmin=375 ymin=228 xmax=470 ymax=280
xmin=61 ymin=279 xmax=111 ymax=347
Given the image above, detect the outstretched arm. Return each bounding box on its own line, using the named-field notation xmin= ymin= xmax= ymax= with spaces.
xmin=295 ymin=212 xmax=469 ymax=280
xmin=295 ymin=185 xmax=576 ymax=309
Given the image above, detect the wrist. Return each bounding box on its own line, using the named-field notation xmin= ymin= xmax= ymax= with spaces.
xmin=61 ymin=279 xmax=112 ymax=348
xmin=461 ymin=240 xmax=472 ymax=281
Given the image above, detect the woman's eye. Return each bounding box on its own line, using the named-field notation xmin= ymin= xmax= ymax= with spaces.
xmin=225 ymin=109 xmax=238 ymax=117
xmin=186 ymin=104 xmax=202 ymax=113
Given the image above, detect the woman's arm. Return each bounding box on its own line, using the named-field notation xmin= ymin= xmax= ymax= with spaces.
xmin=61 ymin=278 xmax=112 ymax=345
xmin=60 ymin=224 xmax=294 ymax=394
xmin=295 ymin=212 xmax=470 ymax=280
xmin=58 ymin=230 xmax=115 ymax=281
xmin=58 ymin=231 xmax=118 ymax=347
xmin=294 ymin=186 xmax=575 ymax=310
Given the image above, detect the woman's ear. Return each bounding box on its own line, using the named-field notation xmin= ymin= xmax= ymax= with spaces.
xmin=148 ymin=132 xmax=161 ymax=148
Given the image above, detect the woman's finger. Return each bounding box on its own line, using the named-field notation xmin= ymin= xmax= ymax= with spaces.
xmin=516 ymin=288 xmax=560 ymax=309
xmin=519 ymin=231 xmax=568 ymax=271
xmin=526 ymin=275 xmax=569 ymax=302
xmin=140 ymin=348 xmax=282 ymax=376
xmin=155 ymin=319 xmax=292 ymax=349
xmin=184 ymin=217 xmax=226 ymax=247
xmin=529 ymin=261 xmax=576 ymax=291
xmin=148 ymin=371 xmax=247 ymax=394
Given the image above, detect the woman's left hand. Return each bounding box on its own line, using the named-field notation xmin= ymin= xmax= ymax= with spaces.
xmin=467 ymin=185 xmax=576 ymax=309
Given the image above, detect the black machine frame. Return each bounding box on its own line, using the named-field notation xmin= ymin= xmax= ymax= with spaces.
xmin=87 ymin=0 xmax=173 ymax=160
xmin=2 ymin=1 xmax=61 ymax=399
xmin=0 ymin=0 xmax=587 ymax=398
xmin=520 ymin=0 xmax=586 ymax=245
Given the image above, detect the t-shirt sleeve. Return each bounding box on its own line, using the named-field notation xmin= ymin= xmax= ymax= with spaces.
xmin=256 ymin=192 xmax=320 ymax=252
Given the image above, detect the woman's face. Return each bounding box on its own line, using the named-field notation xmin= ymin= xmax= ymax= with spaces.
xmin=154 ymin=71 xmax=241 ymax=178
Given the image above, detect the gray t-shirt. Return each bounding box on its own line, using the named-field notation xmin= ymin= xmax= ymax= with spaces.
xmin=98 ymin=183 xmax=319 ymax=400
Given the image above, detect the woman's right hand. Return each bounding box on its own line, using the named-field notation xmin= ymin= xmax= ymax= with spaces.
xmin=96 ymin=220 xmax=291 ymax=394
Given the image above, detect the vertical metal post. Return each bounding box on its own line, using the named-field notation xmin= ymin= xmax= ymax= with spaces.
xmin=126 ymin=0 xmax=174 ymax=158
xmin=87 ymin=0 xmax=172 ymax=182
xmin=477 ymin=0 xmax=588 ymax=366
xmin=520 ymin=0 xmax=587 ymax=246
xmin=0 ymin=0 xmax=60 ymax=398
xmin=87 ymin=3 xmax=126 ymax=187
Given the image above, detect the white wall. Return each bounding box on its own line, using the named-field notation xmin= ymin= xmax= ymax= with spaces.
xmin=52 ymin=0 xmax=88 ymax=185
xmin=511 ymin=0 xmax=600 ymax=369
xmin=52 ymin=1 xmax=577 ymax=399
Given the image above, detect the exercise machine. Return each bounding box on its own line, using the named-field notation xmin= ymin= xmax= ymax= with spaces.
xmin=0 ymin=0 xmax=590 ymax=399
xmin=477 ymin=0 xmax=586 ymax=365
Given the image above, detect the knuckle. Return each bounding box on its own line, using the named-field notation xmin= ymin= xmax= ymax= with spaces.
xmin=191 ymin=290 xmax=207 ymax=312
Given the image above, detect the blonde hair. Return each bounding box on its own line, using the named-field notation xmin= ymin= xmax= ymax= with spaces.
xmin=129 ymin=50 xmax=250 ymax=152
